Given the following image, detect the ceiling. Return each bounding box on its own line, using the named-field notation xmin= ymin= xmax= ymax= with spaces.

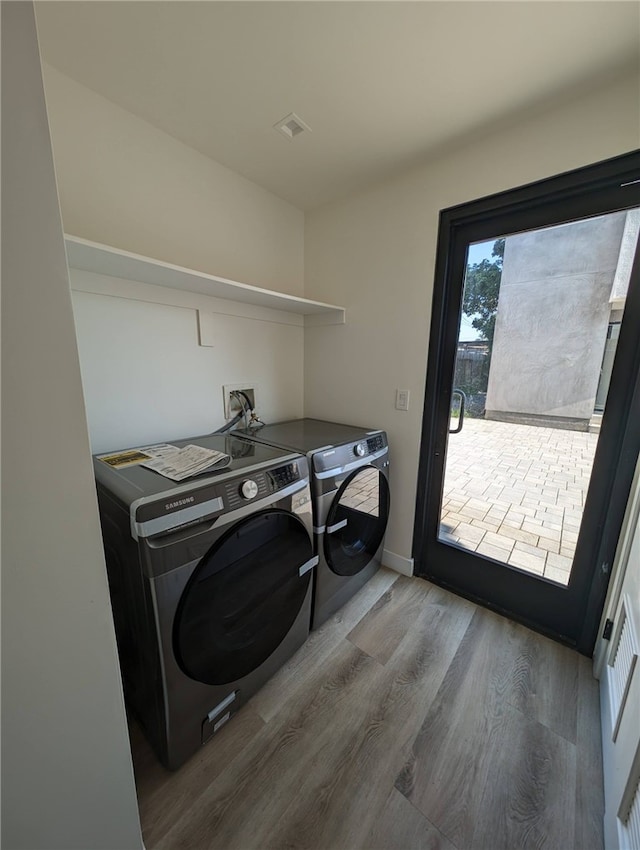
xmin=35 ymin=1 xmax=640 ymax=211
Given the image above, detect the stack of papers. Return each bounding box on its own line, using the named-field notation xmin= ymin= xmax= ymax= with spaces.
xmin=99 ymin=443 xmax=231 ymax=481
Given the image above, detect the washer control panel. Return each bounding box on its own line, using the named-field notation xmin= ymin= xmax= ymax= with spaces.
xmin=240 ymin=479 xmax=259 ymax=500
xmin=224 ymin=472 xmax=269 ymax=509
xmin=268 ymin=461 xmax=300 ymax=492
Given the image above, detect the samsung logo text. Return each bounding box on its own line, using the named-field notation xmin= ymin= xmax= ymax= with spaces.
xmin=165 ymin=496 xmax=196 ymax=511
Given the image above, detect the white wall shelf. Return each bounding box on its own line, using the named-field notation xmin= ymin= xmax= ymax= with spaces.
xmin=64 ymin=235 xmax=345 ymax=327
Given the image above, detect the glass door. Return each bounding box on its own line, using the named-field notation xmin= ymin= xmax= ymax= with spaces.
xmin=440 ymin=211 xmax=637 ymax=585
xmin=414 ymin=153 xmax=640 ymax=652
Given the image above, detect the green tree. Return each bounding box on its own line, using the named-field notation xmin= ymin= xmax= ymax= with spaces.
xmin=462 ymin=237 xmax=505 ymax=345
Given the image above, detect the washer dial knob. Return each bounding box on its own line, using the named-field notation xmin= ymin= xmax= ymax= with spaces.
xmin=354 ymin=442 xmax=367 ymax=457
xmin=240 ymin=479 xmax=259 ymax=500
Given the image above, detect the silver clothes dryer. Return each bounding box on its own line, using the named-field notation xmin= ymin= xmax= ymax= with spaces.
xmin=94 ymin=432 xmax=316 ymax=770
xmin=240 ymin=419 xmax=390 ymax=628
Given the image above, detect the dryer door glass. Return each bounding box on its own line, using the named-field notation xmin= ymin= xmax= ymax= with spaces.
xmin=323 ymin=466 xmax=390 ymax=577
xmin=174 ymin=509 xmax=313 ymax=686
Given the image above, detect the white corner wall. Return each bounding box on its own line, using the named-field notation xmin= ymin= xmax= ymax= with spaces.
xmin=71 ymin=281 xmax=304 ymax=452
xmin=304 ymin=68 xmax=640 ymax=560
xmin=40 ymin=65 xmax=307 ymax=450
xmin=41 ymin=63 xmax=304 ymax=295
xmin=1 ymin=4 xmax=143 ymax=849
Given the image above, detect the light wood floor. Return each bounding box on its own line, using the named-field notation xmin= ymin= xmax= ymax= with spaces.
xmin=130 ymin=568 xmax=604 ymax=850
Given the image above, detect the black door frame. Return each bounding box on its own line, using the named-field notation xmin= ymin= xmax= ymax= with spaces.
xmin=412 ymin=150 xmax=640 ymax=655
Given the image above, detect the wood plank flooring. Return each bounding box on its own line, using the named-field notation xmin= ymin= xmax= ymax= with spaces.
xmin=130 ymin=569 xmax=604 ymax=850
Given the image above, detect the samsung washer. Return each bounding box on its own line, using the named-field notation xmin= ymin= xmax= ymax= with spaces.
xmin=93 ymin=432 xmax=316 ymax=770
xmin=240 ymin=419 xmax=390 ymax=628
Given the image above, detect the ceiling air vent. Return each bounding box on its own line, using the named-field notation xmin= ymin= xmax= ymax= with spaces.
xmin=273 ymin=112 xmax=311 ymax=140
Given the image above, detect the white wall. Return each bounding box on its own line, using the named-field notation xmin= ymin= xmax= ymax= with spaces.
xmin=40 ymin=66 xmax=307 ymax=451
xmin=304 ymin=68 xmax=640 ymax=560
xmin=71 ymin=277 xmax=304 ymax=453
xmin=41 ymin=64 xmax=304 ymax=295
xmin=1 ymin=5 xmax=143 ymax=848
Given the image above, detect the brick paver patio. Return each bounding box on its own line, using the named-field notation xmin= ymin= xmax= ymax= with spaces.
xmin=341 ymin=467 xmax=380 ymax=515
xmin=439 ymin=418 xmax=599 ymax=585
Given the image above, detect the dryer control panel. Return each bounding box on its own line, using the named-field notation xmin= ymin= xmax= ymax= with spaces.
xmin=367 ymin=434 xmax=386 ymax=454
xmin=313 ymin=432 xmax=388 ymax=474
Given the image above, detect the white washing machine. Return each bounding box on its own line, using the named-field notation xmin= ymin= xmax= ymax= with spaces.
xmin=240 ymin=419 xmax=390 ymax=628
xmin=94 ymin=432 xmax=316 ymax=770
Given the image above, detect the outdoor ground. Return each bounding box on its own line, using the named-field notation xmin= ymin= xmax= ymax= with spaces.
xmin=440 ymin=418 xmax=599 ymax=585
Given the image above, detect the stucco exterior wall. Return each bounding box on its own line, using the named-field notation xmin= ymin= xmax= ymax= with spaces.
xmin=485 ymin=212 xmax=627 ymax=425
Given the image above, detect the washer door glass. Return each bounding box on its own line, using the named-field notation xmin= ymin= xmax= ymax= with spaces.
xmin=323 ymin=467 xmax=390 ymax=577
xmin=174 ymin=509 xmax=313 ymax=686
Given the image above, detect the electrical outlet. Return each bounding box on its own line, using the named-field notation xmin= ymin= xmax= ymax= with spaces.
xmin=223 ymin=384 xmax=256 ymax=419
xmin=395 ymin=389 xmax=410 ymax=411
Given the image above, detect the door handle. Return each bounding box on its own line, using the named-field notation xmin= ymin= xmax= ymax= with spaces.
xmin=326 ymin=519 xmax=348 ymax=534
xmin=449 ymin=389 xmax=466 ymax=434
xmin=298 ymin=556 xmax=319 ymax=577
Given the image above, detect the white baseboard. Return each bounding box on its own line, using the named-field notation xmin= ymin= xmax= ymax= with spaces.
xmin=382 ymin=549 xmax=414 ymax=577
